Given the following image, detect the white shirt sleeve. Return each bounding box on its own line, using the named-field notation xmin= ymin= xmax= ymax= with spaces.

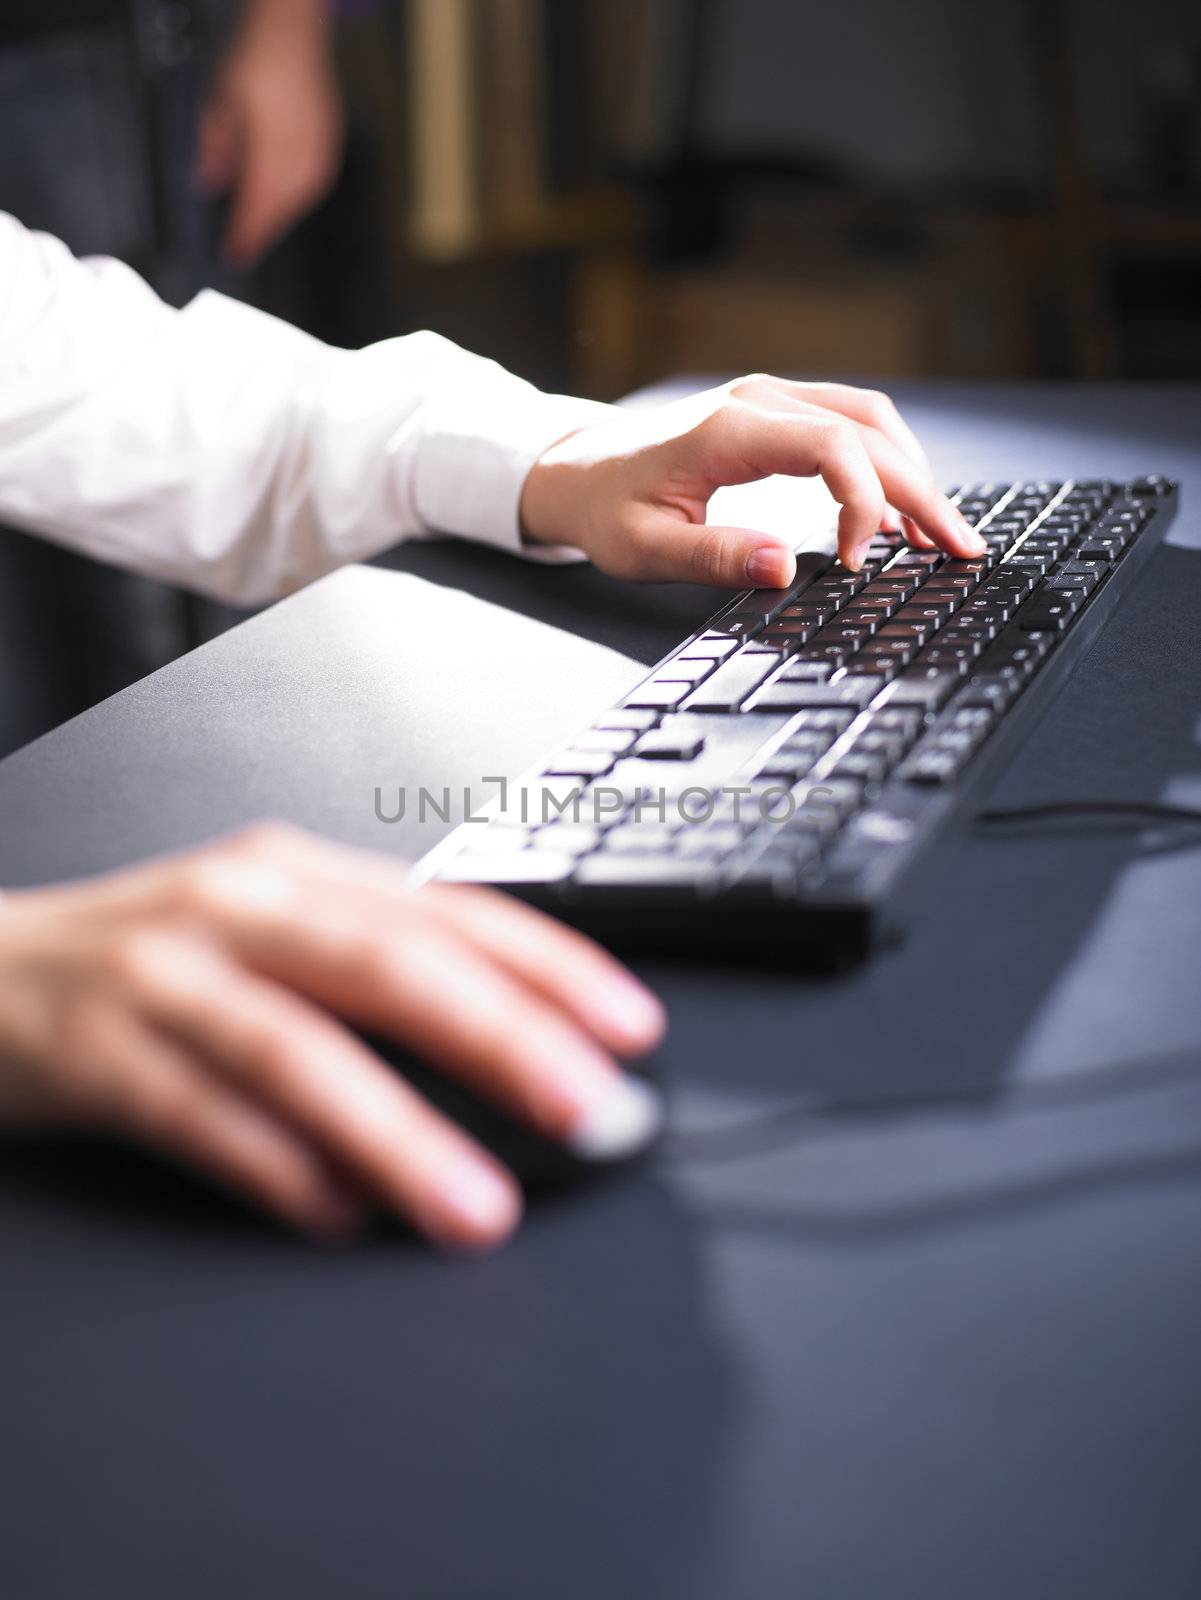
xmin=0 ymin=211 xmax=610 ymax=603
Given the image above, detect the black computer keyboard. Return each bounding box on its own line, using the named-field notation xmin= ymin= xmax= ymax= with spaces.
xmin=422 ymin=475 xmax=1179 ymax=963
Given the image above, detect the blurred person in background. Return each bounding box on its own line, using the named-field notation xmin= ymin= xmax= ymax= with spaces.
xmin=0 ymin=0 xmax=343 ymax=759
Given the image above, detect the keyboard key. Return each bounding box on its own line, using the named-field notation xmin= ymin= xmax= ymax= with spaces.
xmin=806 ymin=645 xmax=852 ymax=670
xmin=858 ymin=637 xmax=917 ymax=660
xmin=771 ymin=728 xmax=835 ymax=762
xmin=573 ymin=728 xmax=640 ymax=754
xmin=719 ymin=594 xmax=787 ymax=627
xmin=1074 ymin=537 xmax=1125 ymax=563
xmin=782 ymin=602 xmax=838 ymax=625
xmin=921 ymin=644 xmax=979 ymax=670
xmin=761 ymin=617 xmax=817 ymax=636
xmin=711 ymin=616 xmax=763 ymax=639
xmin=893 ymin=550 xmax=943 ymax=567
xmin=757 ymin=741 xmax=826 ymax=779
xmin=885 ymin=668 xmax=962 ymax=711
xmin=633 ymin=729 xmax=706 ymax=760
xmin=596 ymin=707 xmax=659 ymax=731
xmin=683 ymin=653 xmax=778 ymax=711
xmin=948 ymin=706 xmax=996 ymax=734
xmin=955 ymin=678 xmax=1016 ymax=712
xmin=752 ymin=680 xmax=846 ymax=711
xmin=864 ymin=707 xmax=923 ymax=741
xmin=683 ymin=635 xmax=742 ymax=659
xmin=829 ymin=751 xmax=890 ymax=785
xmin=603 ymin=824 xmax=680 ymax=854
xmin=853 ymin=729 xmax=909 ymax=762
xmin=824 ymin=624 xmax=874 ymax=649
xmin=532 ymin=823 xmax=602 ymax=854
xmin=573 ymin=855 xmax=713 ymax=889
xmin=897 ymin=750 xmax=961 ymax=784
xmin=623 ymin=680 xmax=695 ymax=711
xmin=777 ymin=660 xmax=836 ymax=682
xmin=544 ymin=749 xmax=618 ymax=779
xmin=676 ymin=823 xmax=745 ymax=858
xmin=651 ymin=658 xmax=711 ymax=684
xmin=839 ymin=604 xmax=891 ymax=630
xmin=1047 ymin=571 xmax=1098 ymax=596
xmin=1017 ymin=596 xmax=1080 ymax=632
xmin=769 ymin=675 xmax=883 ymax=710
xmin=895 ymin=600 xmax=957 ymax=623
xmin=790 ymin=708 xmax=853 ymax=733
xmin=440 ymin=851 xmax=576 ymax=885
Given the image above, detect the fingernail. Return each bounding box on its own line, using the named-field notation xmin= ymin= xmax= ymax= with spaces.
xmin=586 ymin=978 xmax=667 ymax=1050
xmin=446 ymin=1160 xmax=522 ymax=1234
xmin=746 ymin=546 xmax=788 ymax=587
xmin=568 ymin=1075 xmax=664 ymax=1162
xmin=845 ymin=539 xmax=871 ymax=572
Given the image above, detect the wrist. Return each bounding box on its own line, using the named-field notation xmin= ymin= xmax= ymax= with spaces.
xmin=519 ymin=434 xmax=590 ymax=550
xmin=236 ymin=0 xmax=332 ymax=54
xmin=518 ymin=403 xmax=616 ymax=553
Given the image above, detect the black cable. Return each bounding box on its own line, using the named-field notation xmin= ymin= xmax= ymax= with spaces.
xmin=659 ymin=1049 xmax=1201 ymax=1167
xmin=658 ymin=800 xmax=1201 ymax=1168
xmin=976 ymin=800 xmax=1201 ymax=827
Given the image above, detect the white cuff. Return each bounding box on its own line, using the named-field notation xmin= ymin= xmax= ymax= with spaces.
xmin=413 ymin=376 xmax=612 ymax=564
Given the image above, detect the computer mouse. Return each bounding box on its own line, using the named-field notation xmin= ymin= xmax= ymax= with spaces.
xmin=363 ymin=1035 xmax=664 ymax=1195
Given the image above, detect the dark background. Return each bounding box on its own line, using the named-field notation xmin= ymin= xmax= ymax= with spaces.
xmin=1 ymin=0 xmax=1200 ymax=758
xmin=313 ymin=0 xmax=1201 ymax=393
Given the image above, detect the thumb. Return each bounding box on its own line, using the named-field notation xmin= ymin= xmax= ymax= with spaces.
xmin=624 ymin=512 xmax=797 ymax=590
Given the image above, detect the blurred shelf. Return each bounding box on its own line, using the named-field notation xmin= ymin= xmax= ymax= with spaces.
xmin=412 ymin=189 xmax=638 ymax=263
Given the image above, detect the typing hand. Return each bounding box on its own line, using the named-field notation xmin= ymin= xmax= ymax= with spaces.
xmin=521 ymin=376 xmax=986 ymax=582
xmin=0 ymin=826 xmax=664 ymax=1248
xmin=195 ymin=0 xmax=344 ymax=267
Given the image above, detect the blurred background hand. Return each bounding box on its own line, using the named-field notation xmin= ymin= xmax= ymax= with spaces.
xmin=196 ymin=0 xmax=344 ymax=267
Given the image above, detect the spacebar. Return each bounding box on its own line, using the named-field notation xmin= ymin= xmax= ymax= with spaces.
xmin=574 ymin=855 xmax=711 ymax=888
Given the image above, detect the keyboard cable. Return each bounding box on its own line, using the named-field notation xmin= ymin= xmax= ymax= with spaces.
xmin=661 ymin=799 xmax=1201 ymax=1167
xmin=975 ymin=799 xmax=1201 ymax=829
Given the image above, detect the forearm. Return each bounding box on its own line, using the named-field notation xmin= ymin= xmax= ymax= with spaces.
xmin=0 ymin=214 xmax=606 ymax=602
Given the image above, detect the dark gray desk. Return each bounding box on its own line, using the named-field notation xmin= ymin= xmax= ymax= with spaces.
xmin=3 ymin=383 xmax=1201 ymax=1600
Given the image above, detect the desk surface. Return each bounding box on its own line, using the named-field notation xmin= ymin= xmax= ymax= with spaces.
xmin=3 ymin=382 xmax=1201 ymax=1600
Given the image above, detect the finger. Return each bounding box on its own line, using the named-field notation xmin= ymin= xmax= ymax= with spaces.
xmin=196 ymin=827 xmax=666 ymax=1060
xmin=158 ymin=835 xmax=662 ymax=1161
xmin=81 ymin=1003 xmax=366 ymax=1238
xmin=718 ymin=390 xmax=980 ymax=568
xmin=614 ymin=509 xmax=798 ymax=590
xmin=841 ymin=426 xmax=983 ymax=566
xmin=903 ymin=516 xmax=936 ymax=549
xmin=741 ymin=378 xmax=934 ymax=482
xmin=223 ymin=164 xmax=283 ymax=265
xmin=194 ymin=99 xmax=238 ymax=195
xmin=202 ymin=877 xmax=655 ymax=1156
xmin=634 ymin=403 xmax=887 ymax=584
xmin=222 ymin=137 xmax=306 ymax=265
xmin=718 ymin=408 xmax=887 ymax=568
xmin=417 ymin=883 xmax=666 ymax=1057
xmin=880 ymin=505 xmax=903 ymax=534
xmin=122 ymin=931 xmax=523 ymax=1249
